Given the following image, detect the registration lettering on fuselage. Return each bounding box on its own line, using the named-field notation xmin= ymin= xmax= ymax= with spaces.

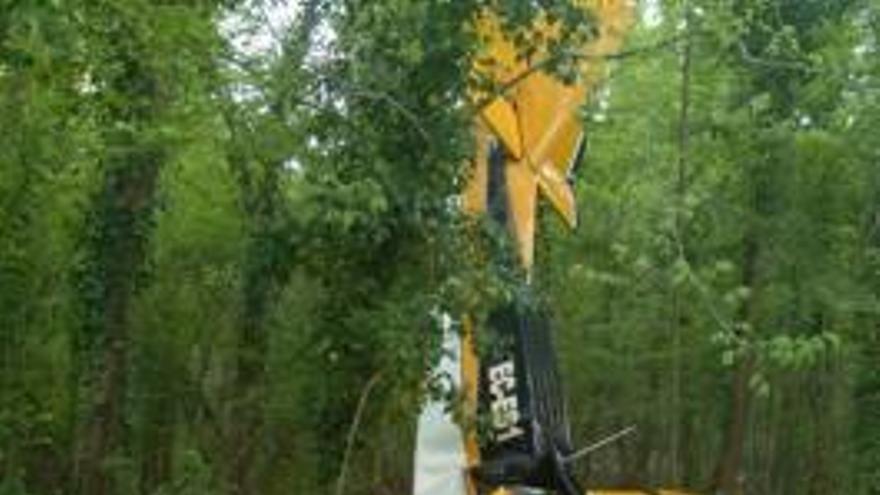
xmin=488 ymin=360 xmax=524 ymax=442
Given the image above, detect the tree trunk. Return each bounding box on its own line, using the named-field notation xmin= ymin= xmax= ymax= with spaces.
xmin=227 ymin=277 xmax=272 ymax=495
xmin=75 ymin=155 xmax=163 ymax=495
xmin=714 ymin=352 xmax=755 ymax=495
xmin=221 ymin=7 xmax=321 ymax=491
xmin=73 ymin=14 xmax=164 ymax=494
xmin=714 ymin=231 xmax=759 ymax=495
xmin=138 ymin=368 xmax=176 ymax=495
xmin=224 ymin=141 xmax=283 ymax=494
xmin=670 ymin=2 xmax=692 ymax=482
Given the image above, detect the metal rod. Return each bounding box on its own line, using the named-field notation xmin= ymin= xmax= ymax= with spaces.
xmin=563 ymin=425 xmax=638 ymax=463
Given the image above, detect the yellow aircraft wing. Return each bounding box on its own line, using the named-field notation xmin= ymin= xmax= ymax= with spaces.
xmin=467 ymin=0 xmax=633 ymax=269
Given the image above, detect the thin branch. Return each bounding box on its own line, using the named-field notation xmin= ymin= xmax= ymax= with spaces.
xmin=335 ymin=371 xmax=383 ymax=495
xmin=670 ymin=8 xmax=692 ymax=478
xmin=737 ymin=41 xmax=826 ymax=74
xmin=677 ymin=243 xmax=735 ymax=335
xmin=345 ymin=88 xmax=432 ymax=143
xmin=256 ymin=3 xmax=288 ymax=53
xmin=306 ymin=71 xmax=433 ymax=143
xmin=473 ymin=32 xmax=688 ymax=112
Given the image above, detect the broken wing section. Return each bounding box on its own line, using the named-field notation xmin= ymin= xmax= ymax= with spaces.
xmin=474 ymin=0 xmax=634 ymax=239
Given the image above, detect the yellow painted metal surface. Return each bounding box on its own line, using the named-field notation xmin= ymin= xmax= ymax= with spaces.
xmin=588 ymin=491 xmax=697 ymax=495
xmin=460 ymin=316 xmax=481 ymax=495
xmin=483 ymin=489 xmax=696 ymax=495
xmin=454 ymin=3 xmax=704 ymax=494
xmin=461 ymin=3 xmax=635 ymax=495
xmin=468 ymin=0 xmax=634 ymax=268
xmin=424 ymin=5 xmax=701 ymax=495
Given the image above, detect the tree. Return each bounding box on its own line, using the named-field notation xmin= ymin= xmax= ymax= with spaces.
xmin=72 ymin=2 xmax=222 ymax=494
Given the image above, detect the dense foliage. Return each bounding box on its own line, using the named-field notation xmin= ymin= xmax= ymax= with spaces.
xmin=0 ymin=1 xmax=878 ymax=495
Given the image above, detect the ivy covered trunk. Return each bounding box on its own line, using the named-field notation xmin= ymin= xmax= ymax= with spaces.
xmin=73 ymin=12 xmax=165 ymax=495
xmin=76 ymin=148 xmax=164 ymax=495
